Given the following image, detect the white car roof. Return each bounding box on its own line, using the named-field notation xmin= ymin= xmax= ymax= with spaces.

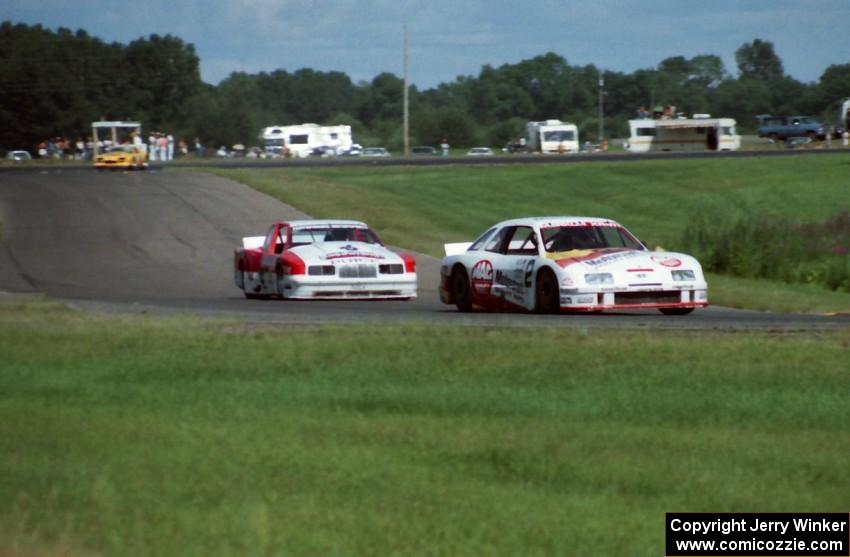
xmin=492 ymin=216 xmax=624 ymax=229
xmin=288 ymin=219 xmax=369 ymax=229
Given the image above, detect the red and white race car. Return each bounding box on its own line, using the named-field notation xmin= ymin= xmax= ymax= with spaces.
xmin=234 ymin=220 xmax=417 ymax=300
xmin=439 ymin=216 xmax=708 ymax=314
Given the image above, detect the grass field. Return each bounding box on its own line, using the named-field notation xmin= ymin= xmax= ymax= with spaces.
xmin=1 ymin=295 xmax=849 ymax=556
xmin=202 ymin=153 xmax=850 ymax=313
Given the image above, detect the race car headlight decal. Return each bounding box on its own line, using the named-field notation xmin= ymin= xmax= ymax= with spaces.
xmin=671 ymin=270 xmax=696 ymax=281
xmin=584 ymin=272 xmax=613 ymax=285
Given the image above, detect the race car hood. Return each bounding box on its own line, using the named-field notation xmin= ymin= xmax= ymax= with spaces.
xmin=548 ymin=248 xmax=703 ymax=275
xmin=289 ymin=241 xmax=398 ymax=263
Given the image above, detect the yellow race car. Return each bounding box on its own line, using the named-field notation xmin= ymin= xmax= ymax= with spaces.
xmin=93 ymin=144 xmax=148 ymax=170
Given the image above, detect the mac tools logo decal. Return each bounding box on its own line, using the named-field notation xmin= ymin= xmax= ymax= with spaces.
xmin=651 ymin=255 xmax=682 ymax=268
xmin=470 ymin=260 xmax=494 ymax=296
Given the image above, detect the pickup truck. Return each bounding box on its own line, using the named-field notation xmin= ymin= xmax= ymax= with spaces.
xmin=756 ymin=115 xmax=826 ymax=140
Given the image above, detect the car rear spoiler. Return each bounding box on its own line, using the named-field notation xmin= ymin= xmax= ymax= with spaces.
xmin=444 ymin=242 xmax=473 ymax=256
xmin=242 ymin=236 xmax=265 ymax=249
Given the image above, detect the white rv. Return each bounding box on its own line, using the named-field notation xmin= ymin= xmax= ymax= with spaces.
xmin=840 ymin=98 xmax=850 ymax=132
xmin=260 ymin=124 xmax=353 ymax=158
xmin=625 ymin=116 xmax=740 ymax=153
xmin=526 ymin=120 xmax=579 ymax=154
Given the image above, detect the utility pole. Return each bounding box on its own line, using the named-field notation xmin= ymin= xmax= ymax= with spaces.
xmin=598 ymin=73 xmax=605 ymax=142
xmin=403 ymin=26 xmax=409 ymax=158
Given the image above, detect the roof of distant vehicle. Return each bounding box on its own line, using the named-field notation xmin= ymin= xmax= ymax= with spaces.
xmin=5 ymin=150 xmax=32 ymax=160
xmin=487 ymin=216 xmax=625 ymax=229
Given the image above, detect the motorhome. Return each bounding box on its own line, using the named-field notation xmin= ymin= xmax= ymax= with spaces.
xmin=260 ymin=124 xmax=353 ymax=158
xmin=840 ymin=98 xmax=850 ymax=131
xmin=525 ymin=120 xmax=579 ymax=154
xmin=625 ymin=116 xmax=740 ymax=153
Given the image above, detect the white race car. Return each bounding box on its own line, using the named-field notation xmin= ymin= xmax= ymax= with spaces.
xmin=234 ymin=220 xmax=417 ymax=300
xmin=439 ymin=216 xmax=708 ymax=314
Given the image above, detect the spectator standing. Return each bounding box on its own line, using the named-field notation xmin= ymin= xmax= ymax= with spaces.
xmin=440 ymin=137 xmax=449 ymax=156
xmin=167 ymin=134 xmax=174 ymax=161
xmin=158 ymin=134 xmax=168 ymax=161
xmin=148 ymin=133 xmax=158 ymax=161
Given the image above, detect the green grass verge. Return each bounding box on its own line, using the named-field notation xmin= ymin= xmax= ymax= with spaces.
xmin=200 ymin=154 xmax=850 ymax=313
xmin=2 ymin=295 xmax=849 ymax=556
xmin=706 ymin=273 xmax=850 ymax=314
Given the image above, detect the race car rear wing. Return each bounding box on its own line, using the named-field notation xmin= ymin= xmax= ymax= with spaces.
xmin=444 ymin=242 xmax=473 ymax=256
xmin=242 ymin=236 xmax=265 ymax=249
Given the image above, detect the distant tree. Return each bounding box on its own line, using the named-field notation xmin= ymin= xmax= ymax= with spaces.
xmin=710 ymin=79 xmax=773 ymax=130
xmin=358 ymin=72 xmax=404 ymax=124
xmin=124 ymin=34 xmax=202 ymax=132
xmin=688 ymin=54 xmax=727 ymax=87
xmin=817 ymin=64 xmax=850 ymax=108
xmin=735 ymin=39 xmax=784 ymax=82
xmin=412 ymin=105 xmax=478 ymax=147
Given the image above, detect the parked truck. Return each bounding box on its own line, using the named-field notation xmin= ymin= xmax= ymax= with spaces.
xmin=755 ymin=115 xmax=826 ymax=141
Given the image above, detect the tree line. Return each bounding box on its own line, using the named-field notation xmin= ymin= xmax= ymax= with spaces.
xmin=2 ymin=21 xmax=849 ymax=153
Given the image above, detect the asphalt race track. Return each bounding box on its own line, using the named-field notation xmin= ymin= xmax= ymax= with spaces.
xmin=0 ymin=167 xmax=847 ymax=331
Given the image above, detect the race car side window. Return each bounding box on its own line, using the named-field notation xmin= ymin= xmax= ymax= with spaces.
xmin=264 ymin=226 xmax=278 ymax=253
xmin=273 ymin=227 xmax=287 ymax=254
xmin=484 ymin=227 xmax=512 ymax=253
xmin=505 ymin=226 xmax=539 ymax=256
xmin=468 ymin=227 xmax=497 ymax=251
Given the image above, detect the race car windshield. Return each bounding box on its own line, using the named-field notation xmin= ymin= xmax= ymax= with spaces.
xmin=291 ymin=227 xmax=382 ymax=246
xmin=541 ymin=225 xmax=644 ymax=252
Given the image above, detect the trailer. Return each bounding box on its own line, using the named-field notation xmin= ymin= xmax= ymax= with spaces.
xmin=624 ymin=116 xmax=740 ymax=153
xmin=525 ymin=120 xmax=579 ymax=154
xmin=260 ymin=124 xmax=353 ymax=158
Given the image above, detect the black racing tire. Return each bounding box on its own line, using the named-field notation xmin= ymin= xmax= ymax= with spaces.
xmin=659 ymin=307 xmax=695 ymax=316
xmin=451 ymin=266 xmax=473 ymax=313
xmin=534 ymin=268 xmax=560 ymax=314
xmin=239 ymin=269 xmax=267 ymax=299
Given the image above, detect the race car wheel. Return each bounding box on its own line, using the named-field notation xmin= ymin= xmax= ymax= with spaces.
xmin=659 ymin=307 xmax=694 ymax=316
xmin=535 ymin=269 xmax=560 ymax=314
xmin=451 ymin=266 xmax=473 ymax=312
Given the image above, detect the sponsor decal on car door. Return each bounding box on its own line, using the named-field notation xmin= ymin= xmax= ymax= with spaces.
xmin=470 ymin=259 xmax=494 ymax=305
xmin=493 ymin=257 xmax=535 ymax=308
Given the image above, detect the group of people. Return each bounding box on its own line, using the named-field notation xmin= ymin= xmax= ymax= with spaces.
xmin=36 ymin=137 xmax=91 ymax=159
xmin=145 ymin=132 xmax=177 ymax=161
xmin=636 ymin=105 xmax=677 ymax=119
xmin=35 ymin=133 xmax=198 ymax=160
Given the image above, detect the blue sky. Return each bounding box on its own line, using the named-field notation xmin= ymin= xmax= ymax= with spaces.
xmin=4 ymin=0 xmax=849 ymax=88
